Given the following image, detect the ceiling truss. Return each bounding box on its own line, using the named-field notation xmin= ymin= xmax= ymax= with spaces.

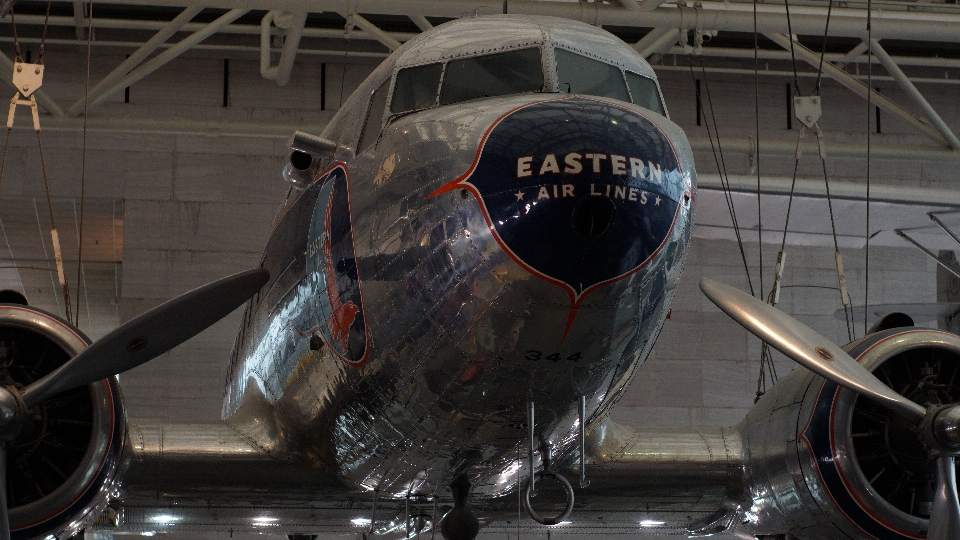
xmin=0 ymin=0 xmax=954 ymax=160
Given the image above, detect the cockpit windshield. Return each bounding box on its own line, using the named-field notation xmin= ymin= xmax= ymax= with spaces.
xmin=555 ymin=48 xmax=629 ymax=102
xmin=440 ymin=48 xmax=543 ymax=105
xmin=555 ymin=47 xmax=665 ymax=116
xmin=391 ymin=48 xmax=544 ymax=115
xmin=387 ymin=45 xmax=665 ymax=118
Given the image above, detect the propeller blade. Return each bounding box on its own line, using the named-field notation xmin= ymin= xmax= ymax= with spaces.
xmin=0 ymin=444 xmax=9 ymax=540
xmin=700 ymin=278 xmax=927 ymax=423
xmin=929 ymin=455 xmax=960 ymax=540
xmin=20 ymin=268 xmax=268 ymax=409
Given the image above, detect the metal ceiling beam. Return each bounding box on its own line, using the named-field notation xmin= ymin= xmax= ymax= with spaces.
xmin=763 ymin=32 xmax=950 ymax=147
xmin=85 ymin=9 xmax=247 ymax=112
xmin=340 ymin=12 xmax=402 ymax=51
xmin=868 ymin=38 xmax=960 ymax=150
xmin=89 ymin=0 xmax=960 ymax=43
xmin=839 ymin=41 xmax=869 ymax=68
xmin=66 ymin=6 xmax=202 ymax=116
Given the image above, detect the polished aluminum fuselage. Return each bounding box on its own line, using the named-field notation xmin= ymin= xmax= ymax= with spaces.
xmin=221 ymin=16 xmax=695 ymax=501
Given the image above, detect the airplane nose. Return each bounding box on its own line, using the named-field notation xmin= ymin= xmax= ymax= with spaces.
xmin=430 ymin=96 xmax=691 ymax=306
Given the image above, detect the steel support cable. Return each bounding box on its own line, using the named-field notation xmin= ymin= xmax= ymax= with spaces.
xmin=783 ymin=0 xmax=801 ymax=96
xmin=814 ymin=0 xmax=834 ymax=95
xmin=808 ymin=0 xmax=855 ymax=341
xmin=689 ymin=58 xmax=755 ymax=296
xmin=752 ymin=0 xmax=779 ymax=400
xmin=8 ymin=9 xmax=19 ymax=61
xmin=6 ymin=4 xmax=72 ymax=322
xmin=821 ymin=158 xmax=854 ymax=342
xmin=37 ymin=0 xmax=50 ymax=62
xmin=864 ymin=0 xmax=873 ymax=335
xmin=75 ymin=1 xmax=92 ymax=326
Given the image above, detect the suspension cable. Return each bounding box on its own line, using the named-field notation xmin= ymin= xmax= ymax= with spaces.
xmin=76 ymin=1 xmax=93 ymax=326
xmin=37 ymin=0 xmax=51 ymax=63
xmin=689 ymin=58 xmax=755 ymax=296
xmin=864 ymin=0 xmax=873 ymax=335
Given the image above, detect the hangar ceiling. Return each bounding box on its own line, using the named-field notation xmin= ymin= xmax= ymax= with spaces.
xmin=0 ymin=0 xmax=959 ymax=154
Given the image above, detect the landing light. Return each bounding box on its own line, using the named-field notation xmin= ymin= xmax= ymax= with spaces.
xmin=639 ymin=519 xmax=665 ymax=527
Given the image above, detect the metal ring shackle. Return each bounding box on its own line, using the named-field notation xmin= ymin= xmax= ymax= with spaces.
xmin=523 ymin=471 xmax=574 ymax=526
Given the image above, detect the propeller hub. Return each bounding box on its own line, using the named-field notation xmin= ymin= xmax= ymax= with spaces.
xmin=932 ymin=404 xmax=960 ymax=452
xmin=0 ymin=385 xmax=22 ymax=435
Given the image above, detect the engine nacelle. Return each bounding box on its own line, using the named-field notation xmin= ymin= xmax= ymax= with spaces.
xmin=0 ymin=304 xmax=125 ymax=540
xmin=739 ymin=327 xmax=960 ymax=539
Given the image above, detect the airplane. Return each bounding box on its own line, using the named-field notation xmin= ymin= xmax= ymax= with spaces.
xmin=0 ymin=13 xmax=959 ymax=540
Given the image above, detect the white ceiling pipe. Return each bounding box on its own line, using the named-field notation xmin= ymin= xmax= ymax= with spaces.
xmin=0 ymin=36 xmax=392 ymax=60
xmin=689 ymin=136 xmax=960 ymax=161
xmin=869 ymin=38 xmax=960 ymax=151
xmin=632 ymin=27 xmax=671 ymax=53
xmin=839 ymin=41 xmax=869 ymax=68
xmin=408 ymin=14 xmax=433 ymax=31
xmin=6 ymin=113 xmax=325 ymax=138
xmin=260 ymin=11 xmax=309 ymax=85
xmin=66 ymin=6 xmax=202 ymax=116
xmin=763 ymin=32 xmax=949 ymax=147
xmin=339 ymin=12 xmax=402 ymax=51
xmin=8 ymin=11 xmax=960 ymax=70
xmin=660 ymin=44 xmax=960 ymax=69
xmin=638 ymin=0 xmax=667 ymax=10
xmin=618 ymin=0 xmax=641 ymax=11
xmin=0 ymin=14 xmax=420 ymax=43
xmin=639 ymin=28 xmax=679 ymax=58
xmin=698 ymin=174 xmax=960 ymax=207
xmin=71 ymin=1 xmax=85 ymax=40
xmin=85 ymin=9 xmax=248 ymax=112
xmin=654 ymin=63 xmax=960 ymax=86
xmin=88 ymin=0 xmax=960 ymax=43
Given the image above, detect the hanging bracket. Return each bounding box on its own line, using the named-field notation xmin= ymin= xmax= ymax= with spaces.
xmin=793 ymin=95 xmax=822 ymax=129
xmin=7 ymin=62 xmax=44 ymax=131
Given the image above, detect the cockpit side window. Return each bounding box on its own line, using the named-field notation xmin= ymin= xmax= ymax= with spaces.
xmin=625 ymin=71 xmax=665 ymax=116
xmin=358 ymin=79 xmax=390 ymax=154
xmin=439 ymin=48 xmax=544 ymax=106
xmin=391 ymin=62 xmax=443 ymax=114
xmin=554 ymin=48 xmax=630 ymax=103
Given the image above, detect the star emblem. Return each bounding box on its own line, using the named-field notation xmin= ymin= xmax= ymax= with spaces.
xmin=514 ymin=190 xmax=525 ymax=201
xmin=655 ymin=195 xmax=661 ymax=206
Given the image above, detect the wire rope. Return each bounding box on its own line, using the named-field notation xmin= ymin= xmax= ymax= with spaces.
xmin=75 ymin=1 xmax=93 ymax=327
xmin=688 ymin=58 xmax=755 ymax=296
xmin=864 ymin=0 xmax=873 ymax=335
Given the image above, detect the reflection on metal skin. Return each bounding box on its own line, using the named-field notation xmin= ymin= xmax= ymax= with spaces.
xmin=220 ymin=14 xmax=696 ymax=507
xmin=738 ymin=328 xmax=960 ymax=539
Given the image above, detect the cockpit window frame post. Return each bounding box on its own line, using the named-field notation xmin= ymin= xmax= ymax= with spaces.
xmin=358 ymin=76 xmax=391 ymax=155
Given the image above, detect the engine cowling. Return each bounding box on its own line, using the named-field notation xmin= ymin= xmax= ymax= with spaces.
xmin=0 ymin=304 xmax=125 ymax=540
xmin=739 ymin=327 xmax=960 ymax=539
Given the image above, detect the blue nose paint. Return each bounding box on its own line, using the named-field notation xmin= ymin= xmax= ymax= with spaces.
xmin=430 ymin=96 xmax=686 ymax=336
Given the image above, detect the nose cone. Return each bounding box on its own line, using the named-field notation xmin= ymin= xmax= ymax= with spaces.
xmin=431 ymin=96 xmax=690 ymax=303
